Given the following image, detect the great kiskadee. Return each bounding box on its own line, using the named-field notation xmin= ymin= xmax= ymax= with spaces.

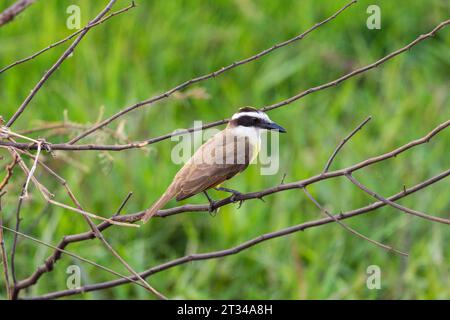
xmin=142 ymin=107 xmax=286 ymax=223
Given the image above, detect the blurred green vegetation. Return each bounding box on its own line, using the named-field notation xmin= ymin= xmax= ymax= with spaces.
xmin=0 ymin=0 xmax=449 ymax=299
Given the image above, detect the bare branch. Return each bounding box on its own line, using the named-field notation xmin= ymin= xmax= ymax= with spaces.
xmin=21 ymin=139 xmax=42 ymax=199
xmin=303 ymin=187 xmax=408 ymax=256
xmin=113 ymin=192 xmax=133 ymax=217
xmin=2 ymin=117 xmax=447 ymax=153
xmin=47 ymin=199 xmax=138 ymax=228
xmin=1 ymin=1 xmax=448 ymax=300
xmin=0 ymin=154 xmax=19 ymax=193
xmin=57 ymin=185 xmax=167 ymax=300
xmin=67 ymin=0 xmax=358 ymax=144
xmin=309 ymin=115 xmax=407 ymax=256
xmin=323 ymin=116 xmax=372 ymax=173
xmin=263 ymin=19 xmax=450 ymax=112
xmin=34 ymin=17 xmax=446 ymax=150
xmin=0 ymin=192 xmax=12 ymax=299
xmin=0 ymin=224 xmax=157 ymax=293
xmin=0 ymin=2 xmax=136 ymax=75
xmin=6 ymin=147 xmax=137 ymax=228
xmin=10 ymin=182 xmax=26 ymax=285
xmin=11 ymin=121 xmax=449 ymax=295
xmin=345 ymin=173 xmax=450 ymax=225
xmin=0 ymin=0 xmax=36 ymax=27
xmin=5 ymin=0 xmax=118 ymax=127
xmin=28 ymin=169 xmax=449 ymax=299
xmin=3 ymin=149 xmax=163 ymax=299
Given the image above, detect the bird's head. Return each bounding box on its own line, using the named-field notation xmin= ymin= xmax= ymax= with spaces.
xmin=229 ymin=107 xmax=286 ymax=133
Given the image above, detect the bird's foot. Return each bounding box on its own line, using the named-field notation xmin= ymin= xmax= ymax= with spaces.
xmin=208 ymin=201 xmax=218 ymax=216
xmin=215 ymin=187 xmax=243 ymax=208
xmin=203 ymin=191 xmax=218 ymax=216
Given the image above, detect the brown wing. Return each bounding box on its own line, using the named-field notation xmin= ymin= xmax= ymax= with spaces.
xmin=170 ymin=130 xmax=252 ymax=201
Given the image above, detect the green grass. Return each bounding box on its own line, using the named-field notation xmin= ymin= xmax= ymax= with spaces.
xmin=0 ymin=0 xmax=449 ymax=299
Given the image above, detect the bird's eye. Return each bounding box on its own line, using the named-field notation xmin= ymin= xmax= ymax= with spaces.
xmin=253 ymin=117 xmax=260 ymax=123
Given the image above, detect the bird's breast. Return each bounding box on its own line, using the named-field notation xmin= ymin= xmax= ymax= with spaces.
xmin=227 ymin=126 xmax=261 ymax=164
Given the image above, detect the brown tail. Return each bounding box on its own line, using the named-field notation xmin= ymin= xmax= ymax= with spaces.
xmin=141 ymin=190 xmax=175 ymax=223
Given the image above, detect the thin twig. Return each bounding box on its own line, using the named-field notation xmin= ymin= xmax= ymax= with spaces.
xmin=6 ymin=148 xmax=159 ymax=299
xmin=11 ymin=134 xmax=450 ymax=296
xmin=67 ymin=0 xmax=358 ymax=144
xmin=1 ymin=127 xmax=40 ymax=144
xmin=0 ymin=191 xmax=12 ymax=299
xmin=312 ymin=114 xmax=408 ymax=255
xmin=323 ymin=116 xmax=372 ymax=173
xmin=62 ymin=185 xmax=166 ymax=300
xmin=47 ymin=199 xmax=138 ymax=228
xmin=28 ymin=169 xmax=449 ymax=299
xmin=0 ymin=224 xmax=155 ymax=293
xmin=53 ymin=18 xmax=450 ymax=149
xmin=2 ymin=117 xmax=447 ymax=153
xmin=5 ymin=119 xmax=448 ymax=228
xmin=0 ymin=0 xmax=36 ymax=27
xmin=5 ymin=149 xmax=158 ymax=298
xmin=8 ymin=147 xmax=163 ymax=298
xmin=345 ymin=173 xmax=450 ymax=225
xmin=21 ymin=140 xmax=41 ymax=199
xmin=0 ymin=2 xmax=136 ymax=75
xmin=303 ymin=187 xmax=408 ymax=256
xmin=10 ymin=183 xmax=26 ymax=285
xmin=7 ymin=147 xmax=136 ymax=228
xmin=262 ymin=19 xmax=450 ymax=112
xmin=0 ymin=154 xmax=19 ymax=192
xmin=113 ymin=192 xmax=133 ymax=217
xmin=8 ymin=146 xmax=53 ymax=198
xmin=17 ymin=121 xmax=135 ymax=146
xmin=6 ymin=0 xmax=118 ymax=127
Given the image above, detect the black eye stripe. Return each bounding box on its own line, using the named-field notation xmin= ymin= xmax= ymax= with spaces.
xmin=235 ymin=115 xmax=262 ymax=127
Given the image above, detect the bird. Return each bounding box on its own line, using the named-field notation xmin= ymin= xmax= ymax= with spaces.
xmin=141 ymin=107 xmax=286 ymax=223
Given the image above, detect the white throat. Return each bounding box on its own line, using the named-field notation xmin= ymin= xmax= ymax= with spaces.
xmin=229 ymin=125 xmax=262 ymax=146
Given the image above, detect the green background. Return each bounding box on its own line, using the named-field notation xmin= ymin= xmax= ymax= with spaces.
xmin=0 ymin=0 xmax=449 ymax=299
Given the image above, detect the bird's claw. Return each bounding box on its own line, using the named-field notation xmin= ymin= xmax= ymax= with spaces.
xmin=208 ymin=201 xmax=218 ymax=216
xmin=229 ymin=192 xmax=244 ymax=209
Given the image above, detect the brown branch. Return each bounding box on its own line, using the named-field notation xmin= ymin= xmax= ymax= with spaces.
xmin=67 ymin=0 xmax=357 ymax=144
xmin=345 ymin=173 xmax=450 ymax=225
xmin=323 ymin=116 xmax=372 ymax=173
xmin=4 ymin=148 xmax=163 ymax=299
xmin=86 ymin=118 xmax=449 ymax=223
xmin=0 ymin=0 xmax=36 ymax=27
xmin=308 ymin=115 xmax=408 ymax=256
xmin=28 ymin=169 xmax=449 ymax=299
xmin=2 ymin=18 xmax=448 ymax=153
xmin=11 ymin=121 xmax=450 ymax=295
xmin=59 ymin=185 xmax=167 ymax=300
xmin=0 ymin=2 xmax=136 ymax=75
xmin=0 ymin=154 xmax=19 ymax=192
xmin=59 ymin=188 xmax=167 ymax=300
xmin=5 ymin=146 xmax=137 ymax=229
xmin=17 ymin=120 xmax=135 ymax=146
xmin=303 ymin=187 xmax=408 ymax=256
xmin=10 ymin=182 xmax=26 ymax=285
xmin=15 ymin=17 xmax=438 ymax=151
xmin=0 ymin=224 xmax=157 ymax=293
xmin=262 ymin=19 xmax=450 ymax=113
xmin=5 ymin=0 xmax=118 ymax=127
xmin=0 ymin=191 xmax=12 ymax=299
xmin=2 ymin=3 xmax=448 ymax=299
xmin=6 ymin=150 xmax=164 ymax=299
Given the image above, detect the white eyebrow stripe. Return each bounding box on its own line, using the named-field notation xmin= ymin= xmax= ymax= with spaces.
xmin=232 ymin=111 xmax=271 ymax=122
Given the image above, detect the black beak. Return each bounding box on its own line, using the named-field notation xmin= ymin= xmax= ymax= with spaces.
xmin=262 ymin=121 xmax=287 ymax=133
